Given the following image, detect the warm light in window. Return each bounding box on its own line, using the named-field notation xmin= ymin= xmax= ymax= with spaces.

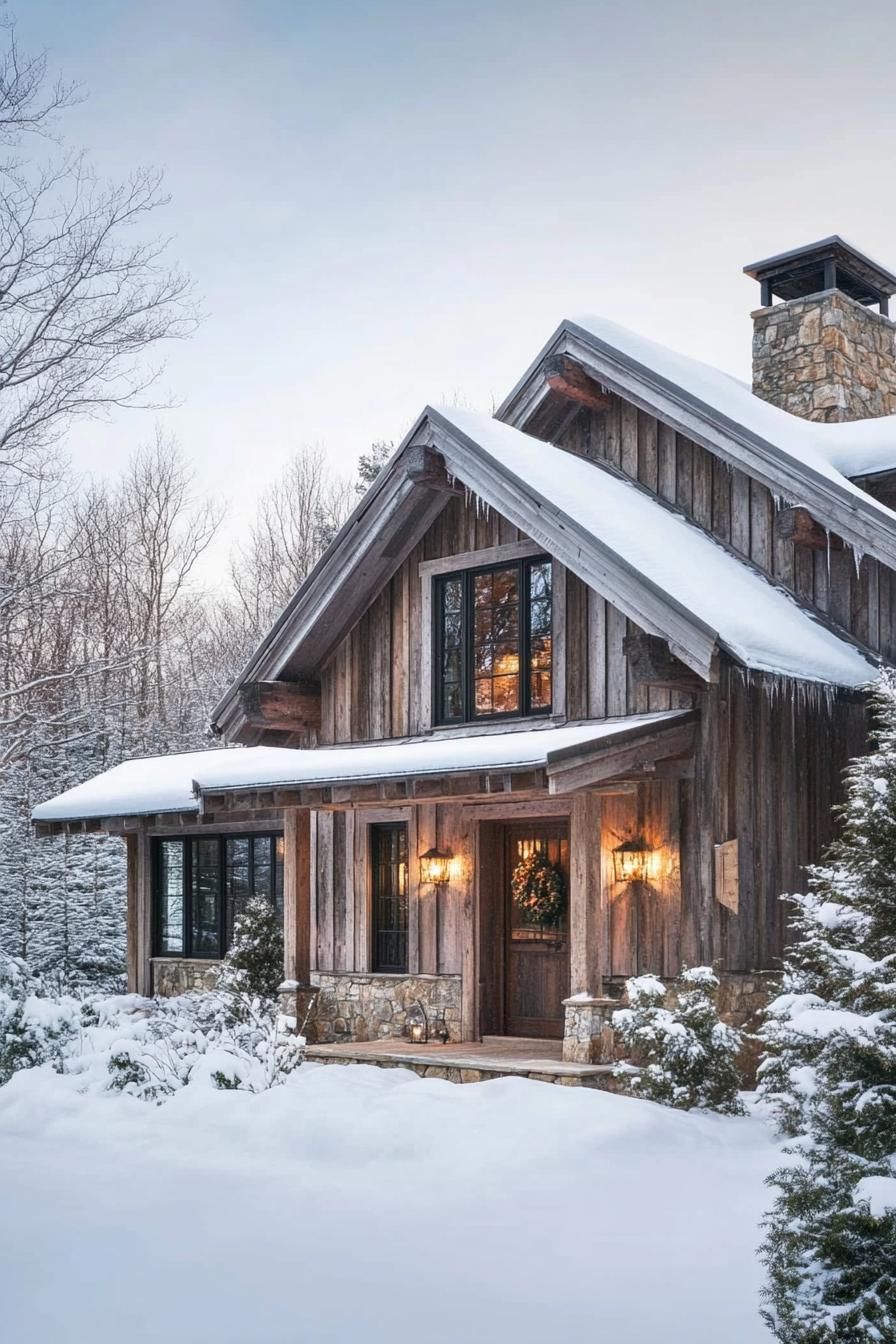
xmin=419 ymin=847 xmax=452 ymax=886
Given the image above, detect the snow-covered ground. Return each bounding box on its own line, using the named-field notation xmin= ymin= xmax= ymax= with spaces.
xmin=0 ymin=1060 xmax=778 ymax=1344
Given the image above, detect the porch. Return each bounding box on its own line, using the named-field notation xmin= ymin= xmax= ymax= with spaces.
xmin=304 ymin=1034 xmax=620 ymax=1089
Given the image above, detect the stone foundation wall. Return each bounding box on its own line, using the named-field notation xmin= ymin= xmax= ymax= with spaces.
xmin=752 ymin=290 xmax=896 ymax=422
xmin=151 ymin=958 xmax=220 ymax=996
xmin=305 ymin=972 xmax=462 ymax=1045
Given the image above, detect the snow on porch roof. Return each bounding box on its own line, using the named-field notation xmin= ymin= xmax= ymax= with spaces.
xmin=31 ymin=715 xmax=686 ymax=824
xmin=428 ymin=405 xmax=877 ymax=689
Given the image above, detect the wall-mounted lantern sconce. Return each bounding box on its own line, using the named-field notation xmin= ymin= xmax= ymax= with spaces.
xmin=612 ymin=836 xmax=655 ymax=884
xmin=419 ymin=847 xmax=452 ymax=887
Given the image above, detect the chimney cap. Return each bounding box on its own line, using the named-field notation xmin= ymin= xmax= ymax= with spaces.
xmin=744 ymin=236 xmax=896 ymax=308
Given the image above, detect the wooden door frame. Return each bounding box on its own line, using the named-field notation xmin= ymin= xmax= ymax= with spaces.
xmin=468 ymin=799 xmax=573 ymax=1041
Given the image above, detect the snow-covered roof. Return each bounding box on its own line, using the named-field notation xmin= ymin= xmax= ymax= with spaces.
xmin=425 ymin=405 xmax=876 ymax=689
xmin=32 ymin=716 xmax=685 ymax=823
xmin=571 ymin=314 xmax=896 ymax=481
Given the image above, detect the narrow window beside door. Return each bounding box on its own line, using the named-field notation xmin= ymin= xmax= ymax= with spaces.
xmin=371 ymin=823 xmax=409 ymax=973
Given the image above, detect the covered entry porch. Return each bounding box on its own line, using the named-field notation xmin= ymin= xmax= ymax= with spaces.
xmin=196 ymin=710 xmax=697 ymax=1061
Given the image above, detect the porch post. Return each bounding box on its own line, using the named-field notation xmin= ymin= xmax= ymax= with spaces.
xmin=135 ymin=825 xmax=152 ymax=997
xmin=283 ymin=807 xmax=312 ymax=984
xmin=569 ymin=791 xmax=604 ymax=998
xmin=126 ymin=834 xmax=139 ymax=994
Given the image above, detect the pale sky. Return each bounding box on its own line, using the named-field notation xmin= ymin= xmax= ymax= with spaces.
xmin=18 ymin=0 xmax=896 ymax=566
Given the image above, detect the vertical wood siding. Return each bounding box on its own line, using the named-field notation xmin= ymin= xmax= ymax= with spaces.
xmin=556 ymin=398 xmax=896 ymax=661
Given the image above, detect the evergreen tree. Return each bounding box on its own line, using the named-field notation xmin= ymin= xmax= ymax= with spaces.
xmin=612 ymin=966 xmax=744 ymax=1114
xmin=215 ymin=896 xmax=284 ymax=1001
xmin=759 ymin=673 xmax=896 ymax=1343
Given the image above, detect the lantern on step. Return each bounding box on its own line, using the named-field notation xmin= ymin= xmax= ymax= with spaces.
xmin=612 ymin=836 xmax=653 ymax=884
xmin=406 ymin=1000 xmax=428 ymax=1045
xmin=419 ymin=847 xmax=452 ymax=887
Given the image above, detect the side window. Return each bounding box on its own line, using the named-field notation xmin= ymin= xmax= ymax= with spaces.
xmin=153 ymin=833 xmax=283 ymax=959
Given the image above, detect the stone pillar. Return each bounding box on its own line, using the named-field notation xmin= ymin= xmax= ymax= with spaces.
xmin=562 ymin=995 xmax=618 ymax=1064
xmin=751 ymin=290 xmax=896 ymax=422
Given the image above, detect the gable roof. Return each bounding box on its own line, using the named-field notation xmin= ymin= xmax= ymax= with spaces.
xmin=496 ymin=315 xmax=896 ymax=567
xmin=210 ymin=405 xmax=876 ymax=739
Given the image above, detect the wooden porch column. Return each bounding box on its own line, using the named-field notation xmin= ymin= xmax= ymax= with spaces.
xmin=569 ymin=792 xmax=605 ymax=998
xmin=283 ymin=807 xmax=312 ymax=984
xmin=132 ymin=826 xmax=152 ymax=997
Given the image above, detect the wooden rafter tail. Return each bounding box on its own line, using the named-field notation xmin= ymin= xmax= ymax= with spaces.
xmin=774 ymin=506 xmax=844 ymax=550
xmin=623 ymin=633 xmax=708 ymax=693
xmin=544 ymin=354 xmax=612 ymax=413
xmin=238 ymin=679 xmax=322 ymax=735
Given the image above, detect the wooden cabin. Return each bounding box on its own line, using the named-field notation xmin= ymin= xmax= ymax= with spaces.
xmin=34 ymin=237 xmax=896 ymax=1067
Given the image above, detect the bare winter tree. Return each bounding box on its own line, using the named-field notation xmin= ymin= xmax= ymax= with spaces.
xmin=229 ymin=445 xmax=354 ymax=635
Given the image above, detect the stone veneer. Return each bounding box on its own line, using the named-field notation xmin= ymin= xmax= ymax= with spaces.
xmin=302 ymin=971 xmax=462 ymax=1045
xmin=561 ymin=972 xmax=772 ymax=1069
xmin=151 ymin=958 xmax=220 ymax=996
xmin=752 ymin=289 xmax=896 ymax=422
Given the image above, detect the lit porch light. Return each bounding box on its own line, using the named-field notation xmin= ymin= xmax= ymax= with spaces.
xmin=612 ymin=836 xmax=656 ymax=885
xmin=419 ymin=847 xmax=452 ymax=887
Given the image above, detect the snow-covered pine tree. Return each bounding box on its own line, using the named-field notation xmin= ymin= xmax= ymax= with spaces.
xmin=759 ymin=672 xmax=896 ymax=1343
xmin=215 ymin=895 xmax=284 ymax=1001
xmin=612 ymin=966 xmax=744 ymax=1113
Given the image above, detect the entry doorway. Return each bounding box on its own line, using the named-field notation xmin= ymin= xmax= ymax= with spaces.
xmin=478 ymin=818 xmax=571 ymax=1039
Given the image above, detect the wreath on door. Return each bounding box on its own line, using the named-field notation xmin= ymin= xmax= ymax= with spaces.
xmin=511 ymin=851 xmax=566 ymax=929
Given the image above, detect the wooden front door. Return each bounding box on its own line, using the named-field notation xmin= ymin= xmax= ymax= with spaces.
xmin=503 ymin=821 xmax=570 ymax=1038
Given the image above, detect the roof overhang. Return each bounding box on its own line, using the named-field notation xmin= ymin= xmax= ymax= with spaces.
xmin=495 ymin=319 xmax=896 ymax=571
xmin=32 ymin=714 xmax=698 ymax=833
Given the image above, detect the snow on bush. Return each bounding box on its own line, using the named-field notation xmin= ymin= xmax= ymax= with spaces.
xmin=758 ymin=672 xmax=896 ymax=1343
xmin=91 ymin=898 xmax=305 ymax=1102
xmin=0 ymin=950 xmax=81 ymax=1084
xmin=612 ymin=966 xmax=744 ymax=1114
xmin=103 ymin=990 xmax=304 ymax=1102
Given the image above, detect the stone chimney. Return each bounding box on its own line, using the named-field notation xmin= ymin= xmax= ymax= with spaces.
xmin=744 ymin=237 xmax=896 ymax=422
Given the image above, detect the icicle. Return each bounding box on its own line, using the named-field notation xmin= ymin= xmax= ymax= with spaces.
xmin=852 ymin=544 xmax=864 ymax=579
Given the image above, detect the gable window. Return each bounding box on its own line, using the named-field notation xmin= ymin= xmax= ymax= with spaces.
xmin=434 ymin=556 xmax=552 ymax=724
xmin=370 ymin=823 xmax=409 ymax=973
xmin=154 ymin=833 xmax=284 ymax=959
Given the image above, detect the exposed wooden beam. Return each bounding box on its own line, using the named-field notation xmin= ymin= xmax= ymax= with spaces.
xmin=623 ymin=634 xmax=707 ymax=693
xmin=238 ymin=679 xmax=322 ymax=736
xmin=403 ymin=444 xmax=463 ymax=492
xmin=547 ymin=719 xmax=698 ymax=794
xmin=775 ymin=506 xmax=843 ymax=551
xmin=544 ymin=353 xmax=611 ymax=413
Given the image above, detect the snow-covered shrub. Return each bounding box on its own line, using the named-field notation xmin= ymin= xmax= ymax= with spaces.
xmin=759 ymin=672 xmax=896 ymax=1343
xmin=0 ymin=951 xmax=80 ymax=1084
xmin=105 ymin=990 xmax=304 ymax=1102
xmin=612 ymin=967 xmax=744 ymax=1114
xmin=215 ymin=895 xmax=284 ymax=1000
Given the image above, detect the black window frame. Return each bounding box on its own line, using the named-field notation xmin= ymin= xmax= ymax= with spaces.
xmin=370 ymin=822 xmax=409 ymax=974
xmin=152 ymin=832 xmax=284 ymax=960
xmin=432 ymin=555 xmax=553 ymax=726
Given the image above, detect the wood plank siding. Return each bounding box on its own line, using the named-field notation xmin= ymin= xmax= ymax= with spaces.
xmin=555 ymin=398 xmax=896 ymax=661
xmin=318 ymin=490 xmax=697 ymax=746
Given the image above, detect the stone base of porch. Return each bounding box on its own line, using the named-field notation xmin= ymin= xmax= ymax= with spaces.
xmin=304 ymin=1035 xmax=622 ymax=1090
xmin=301 ymin=971 xmax=463 ymax=1045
